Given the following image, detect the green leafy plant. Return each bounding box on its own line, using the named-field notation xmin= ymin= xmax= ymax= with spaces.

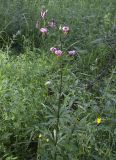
xmin=0 ymin=0 xmax=116 ymax=160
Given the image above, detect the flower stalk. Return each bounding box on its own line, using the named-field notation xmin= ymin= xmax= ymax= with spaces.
xmin=54 ymin=32 xmax=63 ymax=160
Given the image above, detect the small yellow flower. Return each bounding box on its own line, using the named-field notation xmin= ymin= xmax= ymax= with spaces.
xmin=38 ymin=134 xmax=42 ymax=138
xmin=96 ymin=117 xmax=101 ymax=124
xmin=46 ymin=138 xmax=49 ymax=142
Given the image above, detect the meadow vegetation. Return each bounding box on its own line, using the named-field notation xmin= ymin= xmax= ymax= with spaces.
xmin=0 ymin=0 xmax=116 ymax=159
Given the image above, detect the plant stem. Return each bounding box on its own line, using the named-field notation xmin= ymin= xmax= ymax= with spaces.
xmin=54 ymin=33 xmax=63 ymax=160
xmin=54 ymin=59 xmax=63 ymax=160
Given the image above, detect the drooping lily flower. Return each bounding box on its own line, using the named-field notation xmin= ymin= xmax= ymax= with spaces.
xmin=62 ymin=26 xmax=70 ymax=34
xmin=68 ymin=50 xmax=76 ymax=56
xmin=55 ymin=50 xmax=62 ymax=57
xmin=40 ymin=9 xmax=48 ymax=19
xmin=50 ymin=47 xmax=57 ymax=52
xmin=40 ymin=27 xmax=48 ymax=33
xmin=48 ymin=19 xmax=56 ymax=28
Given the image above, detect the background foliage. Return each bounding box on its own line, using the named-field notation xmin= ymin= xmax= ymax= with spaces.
xmin=0 ymin=0 xmax=116 ymax=159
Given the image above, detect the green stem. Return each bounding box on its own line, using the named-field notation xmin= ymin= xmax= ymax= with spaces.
xmin=54 ymin=32 xmax=63 ymax=160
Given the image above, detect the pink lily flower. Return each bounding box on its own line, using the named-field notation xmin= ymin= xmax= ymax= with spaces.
xmin=62 ymin=26 xmax=70 ymax=34
xmin=40 ymin=9 xmax=48 ymax=19
xmin=68 ymin=50 xmax=77 ymax=56
xmin=48 ymin=19 xmax=56 ymax=28
xmin=40 ymin=28 xmax=48 ymax=33
xmin=55 ymin=50 xmax=62 ymax=57
xmin=50 ymin=47 xmax=57 ymax=52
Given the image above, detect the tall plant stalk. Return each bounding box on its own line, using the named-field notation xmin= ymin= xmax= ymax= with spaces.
xmin=54 ymin=33 xmax=63 ymax=160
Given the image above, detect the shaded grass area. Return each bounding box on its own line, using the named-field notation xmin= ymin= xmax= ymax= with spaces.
xmin=0 ymin=0 xmax=116 ymax=159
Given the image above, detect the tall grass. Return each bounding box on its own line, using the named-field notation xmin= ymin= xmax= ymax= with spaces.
xmin=0 ymin=0 xmax=116 ymax=159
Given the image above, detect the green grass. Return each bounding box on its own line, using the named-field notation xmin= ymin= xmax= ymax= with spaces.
xmin=0 ymin=0 xmax=116 ymax=159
